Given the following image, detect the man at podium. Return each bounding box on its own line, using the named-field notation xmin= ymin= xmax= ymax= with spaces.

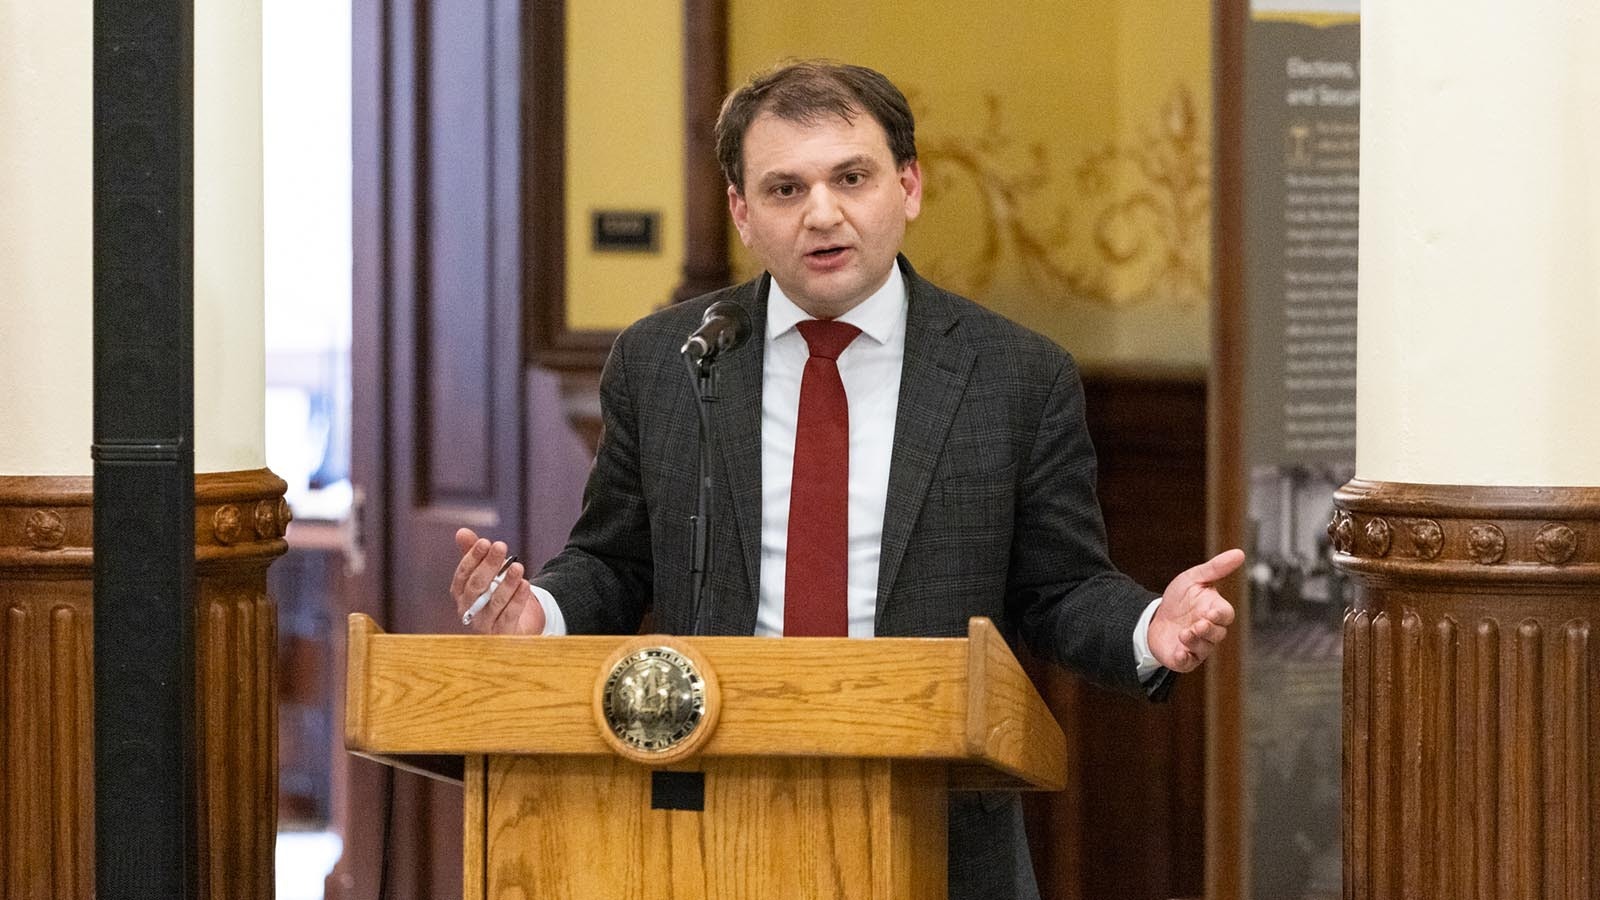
xmin=447 ymin=60 xmax=1241 ymax=900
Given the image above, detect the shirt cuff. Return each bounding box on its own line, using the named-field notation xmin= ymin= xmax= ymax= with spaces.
xmin=530 ymin=584 xmax=568 ymax=636
xmin=1132 ymin=597 xmax=1163 ymax=681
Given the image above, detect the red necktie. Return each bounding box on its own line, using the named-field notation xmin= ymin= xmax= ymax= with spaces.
xmin=783 ymin=319 xmax=861 ymax=637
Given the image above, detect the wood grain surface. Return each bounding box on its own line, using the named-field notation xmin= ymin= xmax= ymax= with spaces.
xmin=0 ymin=470 xmax=285 ymax=900
xmin=346 ymin=615 xmax=1066 ymax=791
xmin=480 ymin=755 xmax=946 ymax=900
xmin=964 ymin=618 xmax=1068 ymax=791
xmin=1336 ymin=481 xmax=1600 ymax=899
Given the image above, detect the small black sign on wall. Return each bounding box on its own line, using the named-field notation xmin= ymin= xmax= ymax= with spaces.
xmin=591 ymin=210 xmax=660 ymax=252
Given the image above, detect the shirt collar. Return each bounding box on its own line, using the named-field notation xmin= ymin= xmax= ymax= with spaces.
xmin=765 ymin=263 xmax=907 ymax=346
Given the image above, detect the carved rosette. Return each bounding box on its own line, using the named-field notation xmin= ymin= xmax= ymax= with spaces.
xmin=1466 ymin=523 xmax=1506 ymax=565
xmin=1333 ymin=480 xmax=1600 ymax=899
xmin=1408 ymin=518 xmax=1444 ymax=560
xmin=1535 ymin=523 xmax=1578 ymax=565
xmin=0 ymin=469 xmax=287 ymax=900
xmin=1329 ymin=510 xmax=1356 ymax=555
xmin=214 ymin=504 xmax=243 ymax=544
xmin=23 ymin=509 xmax=67 ymax=549
xmin=1363 ymin=517 xmax=1393 ymax=557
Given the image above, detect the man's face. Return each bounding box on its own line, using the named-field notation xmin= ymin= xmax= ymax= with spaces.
xmin=728 ymin=110 xmax=922 ymax=319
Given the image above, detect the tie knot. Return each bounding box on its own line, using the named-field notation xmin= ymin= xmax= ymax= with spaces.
xmin=796 ymin=319 xmax=861 ymax=361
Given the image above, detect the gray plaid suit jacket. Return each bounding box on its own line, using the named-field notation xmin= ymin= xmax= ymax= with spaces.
xmin=534 ymin=257 xmax=1160 ymax=900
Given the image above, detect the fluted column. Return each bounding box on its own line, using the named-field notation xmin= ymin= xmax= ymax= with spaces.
xmin=0 ymin=2 xmax=282 ymax=897
xmin=1336 ymin=2 xmax=1600 ymax=897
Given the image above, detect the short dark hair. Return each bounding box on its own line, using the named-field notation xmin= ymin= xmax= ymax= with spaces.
xmin=715 ymin=60 xmax=918 ymax=193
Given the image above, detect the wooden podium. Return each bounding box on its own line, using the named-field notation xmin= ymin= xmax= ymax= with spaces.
xmin=344 ymin=613 xmax=1067 ymax=900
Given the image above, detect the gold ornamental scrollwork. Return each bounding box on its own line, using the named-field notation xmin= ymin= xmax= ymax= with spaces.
xmin=915 ymin=85 xmax=1209 ymax=311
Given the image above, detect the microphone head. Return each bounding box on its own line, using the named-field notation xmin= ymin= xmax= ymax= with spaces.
xmin=701 ymin=300 xmax=753 ymax=353
xmin=681 ymin=300 xmax=754 ymax=368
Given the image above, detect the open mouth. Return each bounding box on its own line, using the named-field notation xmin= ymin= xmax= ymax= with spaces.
xmin=807 ymin=246 xmax=848 ymax=260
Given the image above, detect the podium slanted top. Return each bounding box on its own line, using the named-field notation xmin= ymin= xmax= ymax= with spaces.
xmin=344 ymin=612 xmax=1067 ymax=791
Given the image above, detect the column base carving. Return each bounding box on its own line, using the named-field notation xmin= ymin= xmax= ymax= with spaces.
xmin=1334 ymin=480 xmax=1600 ymax=899
xmin=0 ymin=469 xmax=287 ymax=900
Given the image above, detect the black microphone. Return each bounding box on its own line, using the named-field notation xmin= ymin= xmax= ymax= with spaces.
xmin=680 ymin=301 xmax=753 ymax=367
xmin=679 ymin=300 xmax=750 ymax=635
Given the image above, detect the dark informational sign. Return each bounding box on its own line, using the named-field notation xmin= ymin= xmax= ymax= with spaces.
xmin=1240 ymin=4 xmax=1358 ymax=899
xmin=591 ymin=209 xmax=661 ymax=253
xmin=1245 ymin=9 xmax=1360 ymax=467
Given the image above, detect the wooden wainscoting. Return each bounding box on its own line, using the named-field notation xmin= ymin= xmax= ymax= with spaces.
xmin=1023 ymin=369 xmax=1208 ymax=900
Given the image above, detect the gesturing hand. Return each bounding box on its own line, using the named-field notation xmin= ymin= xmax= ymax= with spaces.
xmin=1147 ymin=548 xmax=1244 ymax=673
xmin=450 ymin=527 xmax=546 ymax=635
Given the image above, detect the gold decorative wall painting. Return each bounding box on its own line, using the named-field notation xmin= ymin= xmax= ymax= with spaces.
xmin=916 ymin=85 xmax=1210 ymax=313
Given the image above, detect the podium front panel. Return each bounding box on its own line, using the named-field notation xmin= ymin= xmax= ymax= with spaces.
xmin=465 ymin=755 xmax=948 ymax=900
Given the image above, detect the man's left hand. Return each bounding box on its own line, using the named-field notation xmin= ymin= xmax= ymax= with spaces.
xmin=1148 ymin=548 xmax=1245 ymax=673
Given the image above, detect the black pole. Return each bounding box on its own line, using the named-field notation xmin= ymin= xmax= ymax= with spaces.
xmin=92 ymin=2 xmax=197 ymax=898
xmin=685 ymin=358 xmax=718 ymax=636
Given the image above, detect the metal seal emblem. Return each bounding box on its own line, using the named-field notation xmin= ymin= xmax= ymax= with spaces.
xmin=600 ymin=646 xmax=708 ymax=753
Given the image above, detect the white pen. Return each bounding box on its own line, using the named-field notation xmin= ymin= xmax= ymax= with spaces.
xmin=462 ymin=555 xmax=518 ymax=626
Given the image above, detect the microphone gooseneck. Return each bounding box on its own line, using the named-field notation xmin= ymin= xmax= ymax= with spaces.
xmin=681 ymin=300 xmax=749 ymax=636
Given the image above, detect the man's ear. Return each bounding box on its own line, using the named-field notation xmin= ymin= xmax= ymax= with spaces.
xmin=899 ymin=160 xmax=924 ymax=222
xmin=728 ymin=183 xmax=752 ymax=245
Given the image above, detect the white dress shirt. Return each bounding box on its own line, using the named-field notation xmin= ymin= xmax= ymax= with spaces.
xmin=532 ymin=267 xmax=1161 ymax=678
xmin=756 ymin=267 xmax=906 ymax=637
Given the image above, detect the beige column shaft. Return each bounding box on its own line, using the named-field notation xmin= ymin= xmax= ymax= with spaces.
xmin=0 ymin=3 xmax=282 ymax=898
xmin=0 ymin=4 xmax=92 ymax=476
xmin=1339 ymin=3 xmax=1600 ymax=897
xmin=1357 ymin=0 xmax=1600 ymax=486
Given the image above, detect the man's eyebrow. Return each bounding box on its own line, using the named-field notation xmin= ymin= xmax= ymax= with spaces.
xmin=831 ymin=154 xmax=880 ymax=174
xmin=754 ymin=169 xmax=800 ymax=190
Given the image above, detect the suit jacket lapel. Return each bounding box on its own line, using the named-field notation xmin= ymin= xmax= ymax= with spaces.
xmin=875 ymin=262 xmax=975 ymax=626
xmin=706 ymin=275 xmax=768 ymax=629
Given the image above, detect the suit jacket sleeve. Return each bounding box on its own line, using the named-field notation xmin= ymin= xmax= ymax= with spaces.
xmin=1007 ymin=353 xmax=1156 ymax=696
xmin=529 ymin=332 xmax=655 ymax=634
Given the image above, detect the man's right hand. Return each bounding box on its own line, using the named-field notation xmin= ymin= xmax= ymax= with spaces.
xmin=451 ymin=527 xmax=546 ymax=634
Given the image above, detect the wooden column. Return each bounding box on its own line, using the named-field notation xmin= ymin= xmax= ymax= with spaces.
xmin=1337 ymin=1 xmax=1599 ymax=895
xmin=192 ymin=471 xmax=289 ymax=898
xmin=1334 ymin=482 xmax=1600 ymax=897
xmin=0 ymin=471 xmax=286 ymax=899
xmin=0 ymin=478 xmax=94 ymax=900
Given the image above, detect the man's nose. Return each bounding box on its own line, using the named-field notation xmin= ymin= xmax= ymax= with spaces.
xmin=802 ymin=186 xmax=843 ymax=229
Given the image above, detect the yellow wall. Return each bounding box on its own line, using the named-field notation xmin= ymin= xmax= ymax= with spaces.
xmin=564 ymin=0 xmax=685 ymax=331
xmin=728 ymin=1 xmax=1212 ymax=369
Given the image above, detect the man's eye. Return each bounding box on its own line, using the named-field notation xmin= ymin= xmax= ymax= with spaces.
xmin=773 ymin=184 xmax=799 ymax=198
xmin=841 ymin=172 xmax=865 ymax=186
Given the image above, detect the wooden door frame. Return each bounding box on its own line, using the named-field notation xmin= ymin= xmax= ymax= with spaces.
xmin=1207 ymin=0 xmax=1251 ymax=897
xmin=334 ymin=2 xmax=730 ymax=897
